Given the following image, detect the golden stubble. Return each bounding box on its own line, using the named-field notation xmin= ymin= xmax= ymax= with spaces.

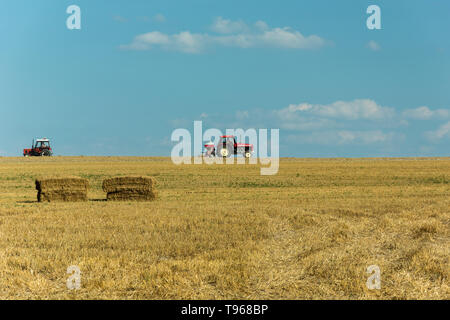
xmin=0 ymin=156 xmax=448 ymax=299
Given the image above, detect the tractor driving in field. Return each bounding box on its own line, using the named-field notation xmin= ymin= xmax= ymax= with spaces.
xmin=204 ymin=135 xmax=253 ymax=158
xmin=23 ymin=138 xmax=53 ymax=157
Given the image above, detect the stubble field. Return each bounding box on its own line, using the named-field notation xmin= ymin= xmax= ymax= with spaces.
xmin=0 ymin=156 xmax=448 ymax=299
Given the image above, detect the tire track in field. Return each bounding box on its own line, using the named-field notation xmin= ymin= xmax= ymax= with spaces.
xmin=246 ymin=213 xmax=307 ymax=299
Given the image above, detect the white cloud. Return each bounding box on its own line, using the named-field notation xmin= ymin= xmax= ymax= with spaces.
xmin=136 ymin=31 xmax=170 ymax=45
xmin=367 ymin=40 xmax=381 ymax=51
xmin=122 ymin=31 xmax=206 ymax=53
xmin=226 ymin=101 xmax=447 ymax=136
xmin=172 ymin=32 xmax=207 ymax=53
xmin=402 ymin=106 xmax=450 ymax=120
xmin=209 ymin=99 xmax=396 ymax=133
xmin=211 ymin=17 xmax=248 ymax=34
xmin=121 ymin=18 xmax=326 ymax=53
xmin=259 ymin=28 xmax=325 ymax=49
xmin=254 ymin=20 xmax=269 ymax=31
xmin=279 ymin=99 xmax=394 ymax=121
xmin=426 ymin=121 xmax=450 ymax=141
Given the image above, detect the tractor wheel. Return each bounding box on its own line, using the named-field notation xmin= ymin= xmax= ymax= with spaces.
xmin=220 ymin=148 xmax=229 ymax=157
xmin=42 ymin=150 xmax=52 ymax=156
xmin=244 ymin=151 xmax=252 ymax=158
xmin=217 ymin=143 xmax=233 ymax=158
xmin=216 ymin=144 xmax=225 ymax=157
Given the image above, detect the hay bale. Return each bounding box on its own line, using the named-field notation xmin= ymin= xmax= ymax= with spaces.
xmin=36 ymin=177 xmax=89 ymax=192
xmin=38 ymin=190 xmax=88 ymax=202
xmin=102 ymin=176 xmax=157 ymax=201
xmin=102 ymin=176 xmax=154 ymax=193
xmin=35 ymin=177 xmax=89 ymax=202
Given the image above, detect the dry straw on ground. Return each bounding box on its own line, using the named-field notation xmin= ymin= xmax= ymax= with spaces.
xmin=102 ymin=176 xmax=157 ymax=201
xmin=0 ymin=157 xmax=448 ymax=299
xmin=35 ymin=176 xmax=88 ymax=202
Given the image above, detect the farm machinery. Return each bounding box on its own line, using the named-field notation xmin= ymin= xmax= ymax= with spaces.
xmin=204 ymin=135 xmax=253 ymax=158
xmin=23 ymin=138 xmax=53 ymax=157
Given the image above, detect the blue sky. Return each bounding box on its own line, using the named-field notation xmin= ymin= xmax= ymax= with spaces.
xmin=1 ymin=0 xmax=449 ymax=157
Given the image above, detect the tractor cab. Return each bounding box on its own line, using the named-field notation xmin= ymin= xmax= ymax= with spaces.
xmin=220 ymin=135 xmax=237 ymax=146
xmin=23 ymin=138 xmax=53 ymax=157
xmin=35 ymin=139 xmax=51 ymax=149
xmin=216 ymin=136 xmax=235 ymax=157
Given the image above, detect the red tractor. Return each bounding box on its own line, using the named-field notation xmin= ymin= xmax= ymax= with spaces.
xmin=23 ymin=138 xmax=53 ymax=157
xmin=204 ymin=135 xmax=253 ymax=158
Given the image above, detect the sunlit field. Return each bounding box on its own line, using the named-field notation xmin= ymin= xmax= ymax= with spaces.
xmin=0 ymin=156 xmax=448 ymax=299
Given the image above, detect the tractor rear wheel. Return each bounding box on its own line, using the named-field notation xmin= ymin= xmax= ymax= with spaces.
xmin=217 ymin=143 xmax=233 ymax=158
xmin=245 ymin=151 xmax=252 ymax=158
xmin=42 ymin=150 xmax=52 ymax=156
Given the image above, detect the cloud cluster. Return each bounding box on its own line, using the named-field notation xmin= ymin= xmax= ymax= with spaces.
xmin=211 ymin=17 xmax=249 ymax=34
xmin=121 ymin=17 xmax=326 ymax=53
xmin=272 ymin=99 xmax=400 ymax=145
xmin=402 ymin=106 xmax=450 ymax=120
xmin=426 ymin=121 xmax=450 ymax=141
xmin=197 ymin=99 xmax=449 ymax=146
xmin=279 ymin=99 xmax=394 ymax=121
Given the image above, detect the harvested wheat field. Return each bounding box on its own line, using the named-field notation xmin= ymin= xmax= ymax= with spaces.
xmin=0 ymin=156 xmax=448 ymax=299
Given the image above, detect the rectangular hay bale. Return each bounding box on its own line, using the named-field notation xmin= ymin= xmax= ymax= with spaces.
xmin=36 ymin=177 xmax=89 ymax=192
xmin=106 ymin=190 xmax=157 ymax=202
xmin=35 ymin=176 xmax=89 ymax=202
xmin=102 ymin=176 xmax=155 ymax=193
xmin=38 ymin=190 xmax=88 ymax=202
